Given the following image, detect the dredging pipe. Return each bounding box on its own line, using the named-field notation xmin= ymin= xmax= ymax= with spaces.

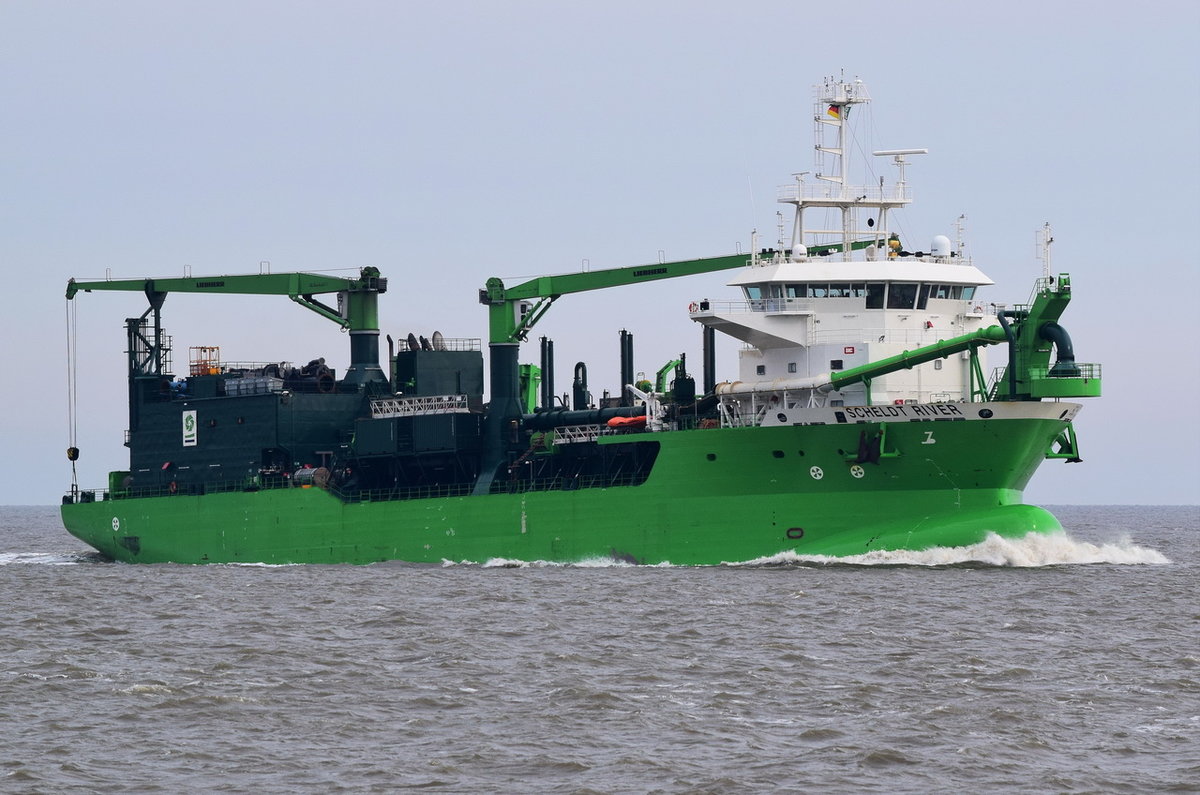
xmin=716 ymin=325 xmax=1008 ymax=396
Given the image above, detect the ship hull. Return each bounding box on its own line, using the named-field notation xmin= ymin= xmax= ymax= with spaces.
xmin=61 ymin=403 xmax=1077 ymax=565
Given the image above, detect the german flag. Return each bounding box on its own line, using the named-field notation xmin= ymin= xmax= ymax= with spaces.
xmin=827 ymin=105 xmax=841 ymax=119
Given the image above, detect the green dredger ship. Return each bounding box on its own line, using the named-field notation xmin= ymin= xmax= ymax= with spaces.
xmin=60 ymin=76 xmax=1101 ymax=565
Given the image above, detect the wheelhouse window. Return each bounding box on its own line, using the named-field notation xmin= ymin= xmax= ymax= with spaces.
xmin=917 ymin=284 xmax=932 ymax=310
xmin=866 ymin=283 xmax=885 ymax=309
xmin=744 ymin=286 xmax=763 ymax=300
xmin=887 ymin=283 xmax=918 ymax=309
xmin=962 ymin=286 xmax=976 ymax=300
xmin=927 ymin=284 xmax=967 ymax=300
xmin=780 ymin=282 xmax=885 ymax=303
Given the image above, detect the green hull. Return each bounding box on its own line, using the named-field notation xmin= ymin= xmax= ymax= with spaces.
xmin=61 ymin=405 xmax=1073 ymax=565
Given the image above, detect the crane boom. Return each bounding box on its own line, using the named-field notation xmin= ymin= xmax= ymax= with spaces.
xmin=480 ymin=253 xmax=748 ymax=344
xmin=65 ymin=267 xmax=390 ymax=387
xmin=65 ymin=268 xmax=387 ymax=330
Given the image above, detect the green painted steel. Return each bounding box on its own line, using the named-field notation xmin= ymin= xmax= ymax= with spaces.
xmin=992 ymin=274 xmax=1102 ymax=401
xmin=61 ymin=410 xmax=1070 ymax=565
xmin=655 ymin=358 xmax=683 ymax=393
xmin=484 ymin=254 xmax=748 ymax=343
xmin=66 ymin=267 xmax=386 ymax=332
xmin=829 ymin=326 xmax=1007 ymax=391
xmin=1028 ymin=366 xmax=1102 ymax=398
xmin=62 ymin=261 xmax=1098 ymax=566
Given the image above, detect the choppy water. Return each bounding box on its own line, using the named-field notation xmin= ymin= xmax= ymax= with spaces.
xmin=2 ymin=505 xmax=1196 ymax=793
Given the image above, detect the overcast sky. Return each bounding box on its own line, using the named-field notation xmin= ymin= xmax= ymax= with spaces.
xmin=2 ymin=0 xmax=1198 ymax=506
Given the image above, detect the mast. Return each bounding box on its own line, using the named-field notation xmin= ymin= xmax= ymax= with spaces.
xmin=780 ymin=75 xmax=919 ymax=262
xmin=815 ymin=75 xmax=870 ymax=261
xmin=1037 ymin=222 xmax=1054 ymax=278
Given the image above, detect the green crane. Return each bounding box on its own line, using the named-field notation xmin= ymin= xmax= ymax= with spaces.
xmin=65 ymin=267 xmax=389 ymax=386
xmin=473 ymin=252 xmax=749 ymax=494
xmin=478 ymin=253 xmax=748 ymax=345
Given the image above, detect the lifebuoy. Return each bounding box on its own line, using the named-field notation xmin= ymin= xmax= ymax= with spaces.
xmin=168 ymin=481 xmax=177 ymax=494
xmin=688 ymin=302 xmax=699 ymax=313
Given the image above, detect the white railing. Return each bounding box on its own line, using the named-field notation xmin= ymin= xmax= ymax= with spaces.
xmin=690 ymin=299 xmax=818 ymax=315
xmin=370 ymin=394 xmax=469 ymax=418
xmin=395 ymin=337 xmax=481 ymax=352
xmin=551 ymin=424 xmax=606 ymax=445
xmin=776 ymin=183 xmax=911 ymax=204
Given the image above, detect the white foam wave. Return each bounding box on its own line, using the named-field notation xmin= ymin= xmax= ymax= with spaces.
xmin=436 ymin=532 xmax=1169 ymax=569
xmin=729 ymin=531 xmax=1170 ymax=568
xmin=442 ymin=557 xmax=674 ymax=568
xmin=0 ymin=551 xmax=91 ymax=566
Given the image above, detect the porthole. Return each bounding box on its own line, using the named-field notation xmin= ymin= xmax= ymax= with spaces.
xmin=706 ymin=453 xmax=717 ymax=461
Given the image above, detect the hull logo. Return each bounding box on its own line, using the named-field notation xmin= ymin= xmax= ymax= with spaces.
xmin=112 ymin=517 xmax=120 ymax=531
xmin=809 ymin=466 xmax=824 ymax=480
xmin=182 ymin=410 xmax=198 ymax=447
xmin=922 ymin=431 xmax=937 ymax=445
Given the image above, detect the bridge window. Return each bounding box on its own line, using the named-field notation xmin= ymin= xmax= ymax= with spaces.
xmin=744 ymin=286 xmax=762 ymax=300
xmin=887 ymin=283 xmax=918 ymax=309
xmin=779 ymin=283 xmax=883 ymax=301
xmin=962 ymin=286 xmax=976 ymax=300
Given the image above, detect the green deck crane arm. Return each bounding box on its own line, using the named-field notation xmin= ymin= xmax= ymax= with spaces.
xmin=65 ymin=268 xmax=387 ymax=330
xmin=481 ymin=253 xmax=748 ymax=343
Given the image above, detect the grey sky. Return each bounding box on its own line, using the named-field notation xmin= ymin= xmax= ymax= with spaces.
xmin=2 ymin=0 xmax=1197 ymax=505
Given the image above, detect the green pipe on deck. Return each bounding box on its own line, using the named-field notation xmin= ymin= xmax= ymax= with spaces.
xmin=828 ymin=325 xmax=1007 ymax=392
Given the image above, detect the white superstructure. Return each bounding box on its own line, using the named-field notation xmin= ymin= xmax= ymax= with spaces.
xmin=691 ymin=75 xmax=995 ymax=412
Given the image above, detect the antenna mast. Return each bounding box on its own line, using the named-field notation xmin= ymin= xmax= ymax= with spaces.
xmin=1036 ymin=222 xmax=1054 ymax=278
xmin=779 ymin=75 xmax=918 ymax=262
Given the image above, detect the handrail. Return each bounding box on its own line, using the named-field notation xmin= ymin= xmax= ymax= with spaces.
xmin=776 ymin=183 xmax=911 ymax=204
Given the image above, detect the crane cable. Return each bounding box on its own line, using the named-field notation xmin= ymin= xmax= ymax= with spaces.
xmin=65 ymin=299 xmax=79 ymax=496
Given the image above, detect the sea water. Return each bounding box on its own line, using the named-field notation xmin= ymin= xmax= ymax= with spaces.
xmin=1 ymin=505 xmax=1196 ymax=793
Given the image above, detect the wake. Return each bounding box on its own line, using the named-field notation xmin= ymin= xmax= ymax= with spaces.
xmin=0 ymin=551 xmax=101 ymax=566
xmin=443 ymin=531 xmax=1170 ymax=568
xmin=733 ymin=531 xmax=1170 ymax=567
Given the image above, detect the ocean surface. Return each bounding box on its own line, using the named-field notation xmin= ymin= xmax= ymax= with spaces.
xmin=1 ymin=505 xmax=1196 ymax=794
